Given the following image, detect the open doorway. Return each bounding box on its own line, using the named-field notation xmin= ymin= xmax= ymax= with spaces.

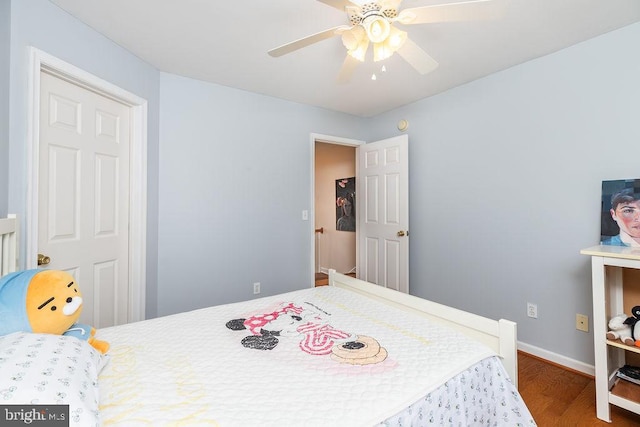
xmin=311 ymin=135 xmax=363 ymax=286
xmin=311 ymin=134 xmax=410 ymax=290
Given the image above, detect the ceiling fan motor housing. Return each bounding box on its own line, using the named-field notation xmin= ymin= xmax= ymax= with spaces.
xmin=348 ymin=2 xmax=399 ymax=26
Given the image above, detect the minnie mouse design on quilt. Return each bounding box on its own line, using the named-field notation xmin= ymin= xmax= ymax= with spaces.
xmin=225 ymin=301 xmax=388 ymax=365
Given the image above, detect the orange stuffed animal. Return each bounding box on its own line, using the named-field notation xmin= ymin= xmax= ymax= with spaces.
xmin=0 ymin=269 xmax=109 ymax=354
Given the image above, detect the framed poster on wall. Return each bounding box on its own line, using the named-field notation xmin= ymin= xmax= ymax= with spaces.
xmin=601 ymin=179 xmax=640 ymax=247
xmin=336 ymin=177 xmax=355 ymax=232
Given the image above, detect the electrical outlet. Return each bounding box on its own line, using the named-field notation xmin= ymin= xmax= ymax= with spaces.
xmin=576 ymin=314 xmax=589 ymax=332
xmin=253 ymin=282 xmax=261 ymax=295
xmin=527 ymin=302 xmax=538 ymax=319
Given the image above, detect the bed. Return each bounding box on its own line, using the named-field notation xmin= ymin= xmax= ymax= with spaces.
xmin=0 ymin=217 xmax=535 ymax=426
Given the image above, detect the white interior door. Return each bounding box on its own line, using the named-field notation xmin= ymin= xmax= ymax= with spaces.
xmin=357 ymin=135 xmax=409 ymax=293
xmin=39 ymin=70 xmax=131 ymax=328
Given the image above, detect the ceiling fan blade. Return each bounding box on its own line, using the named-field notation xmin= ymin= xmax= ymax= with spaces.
xmin=336 ymin=54 xmax=360 ymax=83
xmin=268 ymin=26 xmax=351 ymax=57
xmin=381 ymin=0 xmax=403 ymax=11
xmin=398 ymin=0 xmax=507 ymax=25
xmin=316 ymin=0 xmax=360 ymax=12
xmin=396 ymin=37 xmax=438 ymax=75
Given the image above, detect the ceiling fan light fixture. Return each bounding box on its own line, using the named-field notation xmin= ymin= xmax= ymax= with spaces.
xmin=347 ymin=37 xmax=369 ymax=62
xmin=363 ymin=15 xmax=391 ymax=43
xmin=387 ymin=26 xmax=407 ymax=50
xmin=373 ymin=42 xmax=392 ymax=62
xmin=341 ymin=26 xmax=366 ymax=51
xmin=373 ymin=26 xmax=406 ymax=62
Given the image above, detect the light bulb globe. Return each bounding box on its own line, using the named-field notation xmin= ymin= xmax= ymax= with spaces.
xmin=363 ymin=15 xmax=390 ymax=44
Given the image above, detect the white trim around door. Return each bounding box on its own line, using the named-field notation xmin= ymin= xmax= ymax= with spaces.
xmin=309 ymin=133 xmax=364 ymax=286
xmin=26 ymin=47 xmax=148 ymax=322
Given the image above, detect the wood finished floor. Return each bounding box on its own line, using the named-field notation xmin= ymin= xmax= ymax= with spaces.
xmin=519 ymin=352 xmax=640 ymax=426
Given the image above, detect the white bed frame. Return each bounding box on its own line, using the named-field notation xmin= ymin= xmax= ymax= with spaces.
xmin=328 ymin=269 xmax=519 ymax=387
xmin=0 ymin=215 xmax=18 ymax=277
xmin=0 ymin=219 xmax=519 ymax=385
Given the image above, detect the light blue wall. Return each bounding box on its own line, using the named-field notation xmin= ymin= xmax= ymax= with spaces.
xmin=0 ymin=0 xmax=10 ymax=216
xmin=363 ymin=22 xmax=640 ymax=364
xmin=157 ymin=73 xmax=365 ymax=316
xmin=7 ymin=0 xmax=161 ymax=318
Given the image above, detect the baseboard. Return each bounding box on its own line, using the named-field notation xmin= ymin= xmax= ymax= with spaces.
xmin=518 ymin=341 xmax=595 ymax=377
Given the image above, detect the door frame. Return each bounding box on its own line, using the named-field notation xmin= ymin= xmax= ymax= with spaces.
xmin=309 ymin=133 xmax=364 ymax=285
xmin=26 ymin=47 xmax=148 ymax=322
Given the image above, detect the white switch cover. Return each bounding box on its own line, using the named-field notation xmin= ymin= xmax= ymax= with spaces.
xmin=302 ymin=210 xmax=309 ymax=220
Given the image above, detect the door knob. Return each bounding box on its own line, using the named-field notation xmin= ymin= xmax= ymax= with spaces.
xmin=397 ymin=230 xmax=408 ymax=237
xmin=37 ymin=253 xmax=51 ymax=266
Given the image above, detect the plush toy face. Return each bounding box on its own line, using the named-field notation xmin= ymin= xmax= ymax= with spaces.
xmin=25 ymin=270 xmax=83 ymax=335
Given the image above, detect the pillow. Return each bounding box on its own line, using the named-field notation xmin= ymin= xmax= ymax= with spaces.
xmin=0 ymin=331 xmax=108 ymax=426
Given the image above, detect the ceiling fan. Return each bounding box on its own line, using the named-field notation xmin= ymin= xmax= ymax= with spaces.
xmin=268 ymin=0 xmax=508 ymax=82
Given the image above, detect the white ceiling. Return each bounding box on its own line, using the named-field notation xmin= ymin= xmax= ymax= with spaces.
xmin=49 ymin=0 xmax=640 ymax=117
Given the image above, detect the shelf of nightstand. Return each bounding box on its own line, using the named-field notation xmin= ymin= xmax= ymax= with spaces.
xmin=607 ymin=339 xmax=640 ymax=354
xmin=610 ymin=379 xmax=640 ymax=415
xmin=607 ymin=345 xmax=640 ymax=412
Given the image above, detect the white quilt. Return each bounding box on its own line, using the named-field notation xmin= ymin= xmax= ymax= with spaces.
xmin=97 ymin=286 xmax=497 ymax=426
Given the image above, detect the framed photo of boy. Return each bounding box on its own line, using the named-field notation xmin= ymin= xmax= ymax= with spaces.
xmin=601 ymin=179 xmax=640 ymax=247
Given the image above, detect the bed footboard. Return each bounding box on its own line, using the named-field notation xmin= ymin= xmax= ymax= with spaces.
xmin=328 ymin=269 xmax=518 ymax=387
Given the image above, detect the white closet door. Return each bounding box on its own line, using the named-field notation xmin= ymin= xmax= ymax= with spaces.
xmin=39 ymin=70 xmax=131 ymax=328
